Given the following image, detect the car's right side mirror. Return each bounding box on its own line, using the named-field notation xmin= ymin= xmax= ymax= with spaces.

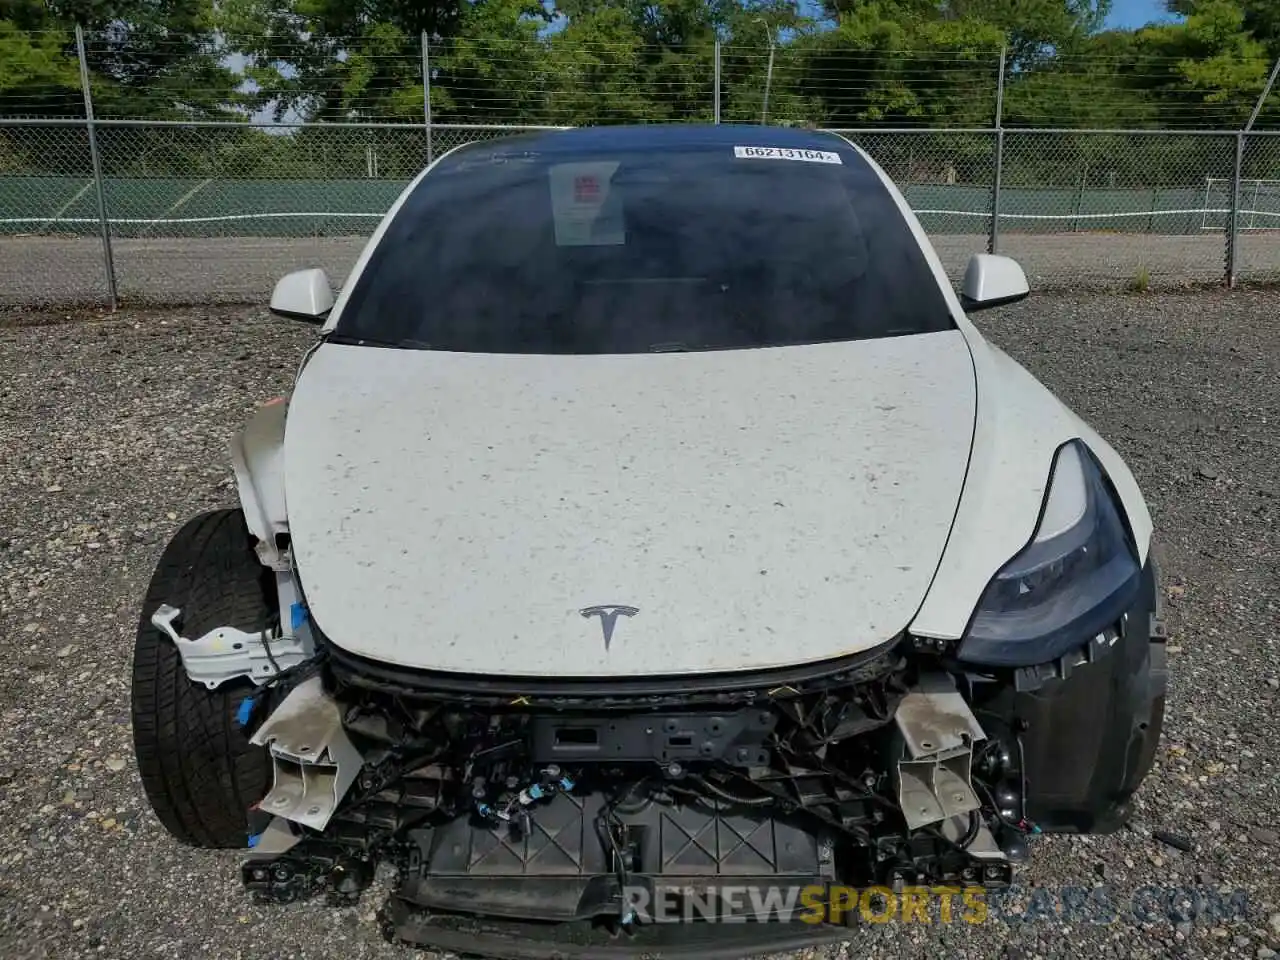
xmin=269 ymin=268 xmax=334 ymax=322
xmin=960 ymin=254 xmax=1030 ymax=312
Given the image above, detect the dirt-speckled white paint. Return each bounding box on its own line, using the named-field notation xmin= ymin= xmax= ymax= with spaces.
xmin=908 ymin=335 xmax=1154 ymax=640
xmin=829 ymin=135 xmax=1154 ymax=642
xmin=283 ymin=332 xmax=977 ymax=677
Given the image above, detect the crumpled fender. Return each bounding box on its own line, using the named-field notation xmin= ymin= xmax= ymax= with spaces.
xmin=909 ymin=331 xmax=1153 ymax=642
xmin=230 ymin=398 xmax=291 ymax=571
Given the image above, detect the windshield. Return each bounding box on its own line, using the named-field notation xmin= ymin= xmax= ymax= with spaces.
xmin=333 ymin=137 xmax=955 ymax=354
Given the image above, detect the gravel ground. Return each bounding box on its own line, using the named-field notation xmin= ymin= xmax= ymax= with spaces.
xmin=3 ymin=232 xmax=1278 ymax=307
xmin=0 ymin=292 xmax=1278 ymax=960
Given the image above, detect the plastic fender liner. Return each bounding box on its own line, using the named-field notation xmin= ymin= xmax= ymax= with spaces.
xmin=980 ymin=557 xmax=1166 ymax=834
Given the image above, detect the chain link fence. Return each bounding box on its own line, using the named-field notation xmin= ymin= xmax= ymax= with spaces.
xmin=5 ymin=119 xmax=1280 ymax=308
xmin=2 ymin=28 xmax=1279 ymax=309
xmin=996 ymin=131 xmax=1241 ymax=289
xmin=0 ymin=122 xmax=109 ymax=306
xmin=1236 ymin=132 xmax=1280 ymax=285
xmin=835 ymin=130 xmax=996 ymax=284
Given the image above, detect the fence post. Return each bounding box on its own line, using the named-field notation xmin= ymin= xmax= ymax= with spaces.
xmin=1226 ymin=132 xmax=1244 ymax=288
xmin=990 ymin=130 xmax=1004 ymax=255
xmin=421 ymin=32 xmax=434 ymax=167
xmin=1072 ymin=162 xmax=1088 ymax=233
xmin=1246 ymin=57 xmax=1280 ymax=132
xmin=761 ymin=32 xmax=775 ymax=125
xmin=714 ymin=40 xmax=721 ymax=124
xmin=75 ymin=24 xmax=117 ymax=310
xmin=988 ymin=47 xmax=1006 ymax=255
xmin=1229 ymin=57 xmax=1280 ymax=286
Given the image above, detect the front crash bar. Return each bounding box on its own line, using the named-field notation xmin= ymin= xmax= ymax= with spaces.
xmin=249 ymin=676 xmax=363 ymax=831
xmin=893 ymin=672 xmax=987 ymax=832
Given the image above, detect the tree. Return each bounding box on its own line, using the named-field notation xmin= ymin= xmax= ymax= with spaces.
xmin=950 ymin=0 xmax=1110 ymax=65
xmin=816 ymin=0 xmax=1110 ymax=64
xmin=1131 ymin=1 xmax=1272 ymax=127
xmin=770 ymin=1 xmax=1005 ymax=127
xmin=1002 ymin=28 xmax=1160 ymax=127
xmin=218 ymin=0 xmax=471 ymax=121
xmin=432 ymin=0 xmax=549 ymax=123
xmin=0 ymin=21 xmax=80 ymax=118
xmin=1170 ymin=0 xmax=1280 ymax=57
xmin=548 ymin=0 xmax=734 ymax=123
xmin=0 ymin=0 xmax=241 ymax=120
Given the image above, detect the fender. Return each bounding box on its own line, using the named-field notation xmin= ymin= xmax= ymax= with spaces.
xmin=833 ymin=133 xmax=1153 ymax=645
xmin=909 ymin=331 xmax=1153 ymax=641
xmin=230 ymin=398 xmax=291 ymax=572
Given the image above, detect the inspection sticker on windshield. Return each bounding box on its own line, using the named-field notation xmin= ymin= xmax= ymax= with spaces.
xmin=734 ymin=145 xmax=842 ymax=164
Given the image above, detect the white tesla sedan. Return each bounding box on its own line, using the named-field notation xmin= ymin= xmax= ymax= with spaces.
xmin=131 ymin=124 xmax=1166 ymax=958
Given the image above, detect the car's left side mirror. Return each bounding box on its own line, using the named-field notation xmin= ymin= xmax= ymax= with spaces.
xmin=270 ymin=268 xmax=334 ymax=323
xmin=960 ymin=254 xmax=1030 ymax=312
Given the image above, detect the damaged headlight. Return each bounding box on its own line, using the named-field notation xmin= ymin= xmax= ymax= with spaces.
xmin=958 ymin=439 xmax=1141 ymax=667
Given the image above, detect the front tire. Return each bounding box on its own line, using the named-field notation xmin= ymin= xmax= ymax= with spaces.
xmin=131 ymin=508 xmax=275 ymax=848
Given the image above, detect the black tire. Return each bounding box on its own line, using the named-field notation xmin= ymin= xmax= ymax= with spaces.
xmin=131 ymin=508 xmax=275 ymax=848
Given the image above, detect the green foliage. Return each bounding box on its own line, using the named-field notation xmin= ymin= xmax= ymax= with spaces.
xmin=218 ymin=0 xmax=431 ymax=121
xmin=780 ymin=6 xmax=1006 ymax=127
xmin=964 ymin=0 xmax=1111 ymax=58
xmin=1128 ymin=262 xmax=1151 ymax=292
xmin=1 ymin=0 xmax=243 ymax=119
xmin=1 ymin=0 xmax=1277 ymax=130
xmin=0 ymin=21 xmax=79 ymax=114
xmin=432 ymin=0 xmax=550 ymax=122
xmin=1170 ymin=0 xmax=1280 ymax=56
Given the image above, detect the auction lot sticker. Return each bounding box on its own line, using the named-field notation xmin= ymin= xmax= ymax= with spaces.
xmin=733 ymin=145 xmax=842 ymax=164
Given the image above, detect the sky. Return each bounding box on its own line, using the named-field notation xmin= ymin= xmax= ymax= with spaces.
xmin=1105 ymin=0 xmax=1179 ymax=30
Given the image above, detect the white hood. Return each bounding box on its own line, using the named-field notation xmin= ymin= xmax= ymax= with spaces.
xmin=283 ymin=333 xmax=976 ymax=677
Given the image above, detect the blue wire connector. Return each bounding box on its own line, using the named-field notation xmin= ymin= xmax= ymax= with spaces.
xmin=289 ymin=602 xmax=308 ymax=631
xmin=235 ymin=697 xmax=254 ymax=728
xmin=247 ymin=832 xmax=261 ymax=848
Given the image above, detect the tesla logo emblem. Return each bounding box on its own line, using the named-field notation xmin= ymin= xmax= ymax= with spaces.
xmin=580 ymin=605 xmax=638 ymax=650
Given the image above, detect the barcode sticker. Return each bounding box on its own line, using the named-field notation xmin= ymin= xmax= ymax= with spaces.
xmin=733 ymin=145 xmax=842 ymax=164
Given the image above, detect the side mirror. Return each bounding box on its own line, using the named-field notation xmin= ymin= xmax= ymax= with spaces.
xmin=960 ymin=254 xmax=1029 ymax=312
xmin=270 ymin=268 xmax=334 ymax=322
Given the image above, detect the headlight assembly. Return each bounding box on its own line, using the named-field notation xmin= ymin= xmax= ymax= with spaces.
xmin=957 ymin=439 xmax=1141 ymax=667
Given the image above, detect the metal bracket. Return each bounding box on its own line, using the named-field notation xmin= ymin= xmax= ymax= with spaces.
xmin=150 ymin=604 xmax=313 ymax=690
xmin=894 ymin=672 xmax=987 ymax=831
xmin=250 ymin=676 xmax=363 ymax=831
xmin=1149 ymin=613 xmax=1168 ymax=643
xmin=938 ymin=815 xmax=1007 ymax=862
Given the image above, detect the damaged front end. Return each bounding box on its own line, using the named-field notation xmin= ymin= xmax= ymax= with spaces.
xmin=223 ymin=562 xmax=1164 ymax=958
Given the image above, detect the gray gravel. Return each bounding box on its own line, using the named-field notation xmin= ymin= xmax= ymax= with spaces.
xmin=4 ymin=232 xmax=1278 ymax=308
xmin=0 ymin=291 xmax=1278 ymax=959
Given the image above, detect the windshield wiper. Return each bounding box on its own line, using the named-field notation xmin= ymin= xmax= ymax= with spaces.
xmin=649 ymin=341 xmax=692 ymax=353
xmin=325 ymin=333 xmax=432 ymax=349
